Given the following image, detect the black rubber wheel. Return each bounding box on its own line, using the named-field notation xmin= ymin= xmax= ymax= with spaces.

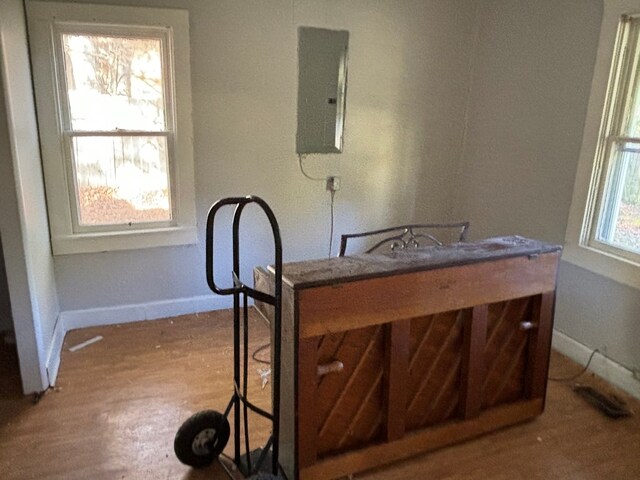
xmin=174 ymin=410 xmax=230 ymax=468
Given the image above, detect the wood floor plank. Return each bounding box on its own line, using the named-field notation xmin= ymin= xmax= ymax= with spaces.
xmin=0 ymin=310 xmax=639 ymax=479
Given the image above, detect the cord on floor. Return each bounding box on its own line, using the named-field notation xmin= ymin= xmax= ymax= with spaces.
xmin=549 ymin=348 xmax=600 ymax=382
xmin=252 ymin=343 xmax=271 ymax=365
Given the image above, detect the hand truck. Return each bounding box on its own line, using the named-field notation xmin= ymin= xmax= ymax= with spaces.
xmin=174 ymin=196 xmax=284 ymax=479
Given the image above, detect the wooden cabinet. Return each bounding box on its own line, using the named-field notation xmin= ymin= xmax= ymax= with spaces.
xmin=255 ymin=236 xmax=561 ymax=480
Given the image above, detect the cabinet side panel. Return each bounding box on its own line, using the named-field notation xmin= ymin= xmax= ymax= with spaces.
xmin=254 ymin=266 xmax=275 ymax=322
xmin=278 ymin=285 xmax=297 ymax=480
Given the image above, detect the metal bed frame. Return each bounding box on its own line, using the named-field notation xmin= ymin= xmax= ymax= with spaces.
xmin=338 ymin=221 xmax=470 ymax=257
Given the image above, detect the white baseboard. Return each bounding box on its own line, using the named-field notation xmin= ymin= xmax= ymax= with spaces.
xmin=60 ymin=294 xmax=233 ymax=331
xmin=46 ymin=294 xmax=233 ymax=385
xmin=552 ymin=329 xmax=640 ymax=400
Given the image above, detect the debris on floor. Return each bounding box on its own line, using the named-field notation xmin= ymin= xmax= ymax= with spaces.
xmin=69 ymin=335 xmax=103 ymax=352
xmin=258 ymin=367 xmax=271 ymax=389
xmin=573 ymin=385 xmax=633 ymax=418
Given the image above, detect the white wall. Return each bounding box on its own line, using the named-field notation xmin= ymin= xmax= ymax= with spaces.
xmin=453 ymin=0 xmax=603 ymax=244
xmin=556 ymin=262 xmax=640 ymax=372
xmin=37 ymin=0 xmax=477 ymax=313
xmin=412 ymin=2 xmax=479 ymax=223
xmin=0 ymin=0 xmax=59 ymax=393
xmin=452 ymin=0 xmax=640 ymax=375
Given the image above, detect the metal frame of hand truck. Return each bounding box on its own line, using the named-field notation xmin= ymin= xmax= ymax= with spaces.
xmin=206 ymin=196 xmax=283 ymax=478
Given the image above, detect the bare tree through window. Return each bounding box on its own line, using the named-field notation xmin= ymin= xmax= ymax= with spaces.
xmin=62 ymin=33 xmax=172 ymax=226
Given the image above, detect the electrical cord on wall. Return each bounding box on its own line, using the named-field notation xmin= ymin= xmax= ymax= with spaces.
xmin=329 ymin=189 xmax=336 ymax=258
xmin=549 ymin=348 xmax=600 ymax=382
xmin=298 ymin=153 xmax=325 ymax=182
xmin=297 ymin=153 xmax=338 ymax=259
xmin=251 ymin=190 xmax=336 ymax=365
xmin=246 ymin=155 xmax=337 ymax=372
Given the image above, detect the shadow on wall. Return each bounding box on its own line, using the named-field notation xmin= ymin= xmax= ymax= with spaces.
xmin=0 ymin=234 xmax=13 ymax=333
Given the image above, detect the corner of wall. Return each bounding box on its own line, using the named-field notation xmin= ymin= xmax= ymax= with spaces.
xmin=448 ymin=0 xmax=482 ymax=225
xmin=0 ymin=0 xmax=59 ymax=394
xmin=552 ymin=329 xmax=640 ymax=400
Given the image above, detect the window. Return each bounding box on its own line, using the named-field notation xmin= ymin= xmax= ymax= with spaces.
xmin=586 ymin=15 xmax=640 ymax=263
xmin=27 ymin=2 xmax=196 ymax=254
xmin=565 ymin=3 xmax=640 ymax=289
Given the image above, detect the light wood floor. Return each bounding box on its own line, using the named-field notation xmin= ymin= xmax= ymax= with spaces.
xmin=1 ymin=310 xmax=639 ymax=480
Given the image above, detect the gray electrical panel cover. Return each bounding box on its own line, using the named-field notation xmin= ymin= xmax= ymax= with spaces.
xmin=296 ymin=27 xmax=349 ymax=154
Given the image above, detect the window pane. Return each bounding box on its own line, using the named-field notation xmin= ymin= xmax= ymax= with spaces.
xmin=72 ymin=136 xmax=172 ymax=226
xmin=62 ymin=33 xmax=166 ymax=131
xmin=597 ymin=143 xmax=640 ymax=254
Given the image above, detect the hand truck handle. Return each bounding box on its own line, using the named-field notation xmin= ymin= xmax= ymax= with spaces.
xmin=205 ymin=196 xmax=282 ymax=297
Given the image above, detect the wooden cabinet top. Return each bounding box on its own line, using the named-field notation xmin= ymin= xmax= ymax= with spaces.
xmin=272 ymin=236 xmax=561 ymax=289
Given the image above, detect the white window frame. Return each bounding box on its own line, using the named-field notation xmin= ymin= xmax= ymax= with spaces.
xmin=565 ymin=0 xmax=640 ymax=290
xmin=27 ymin=1 xmax=196 ymax=255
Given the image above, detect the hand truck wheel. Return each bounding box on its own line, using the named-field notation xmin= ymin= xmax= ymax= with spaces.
xmin=174 ymin=410 xmax=230 ymax=468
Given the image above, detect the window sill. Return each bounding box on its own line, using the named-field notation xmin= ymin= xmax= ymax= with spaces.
xmin=51 ymin=225 xmax=198 ymax=255
xmin=561 ymin=241 xmax=640 ymax=290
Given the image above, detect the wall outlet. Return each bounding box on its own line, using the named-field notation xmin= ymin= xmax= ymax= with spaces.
xmin=326 ymin=175 xmax=341 ymax=192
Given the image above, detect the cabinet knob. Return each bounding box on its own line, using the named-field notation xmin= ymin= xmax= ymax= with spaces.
xmin=317 ymin=360 xmax=344 ymax=377
xmin=519 ymin=321 xmax=537 ymax=331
